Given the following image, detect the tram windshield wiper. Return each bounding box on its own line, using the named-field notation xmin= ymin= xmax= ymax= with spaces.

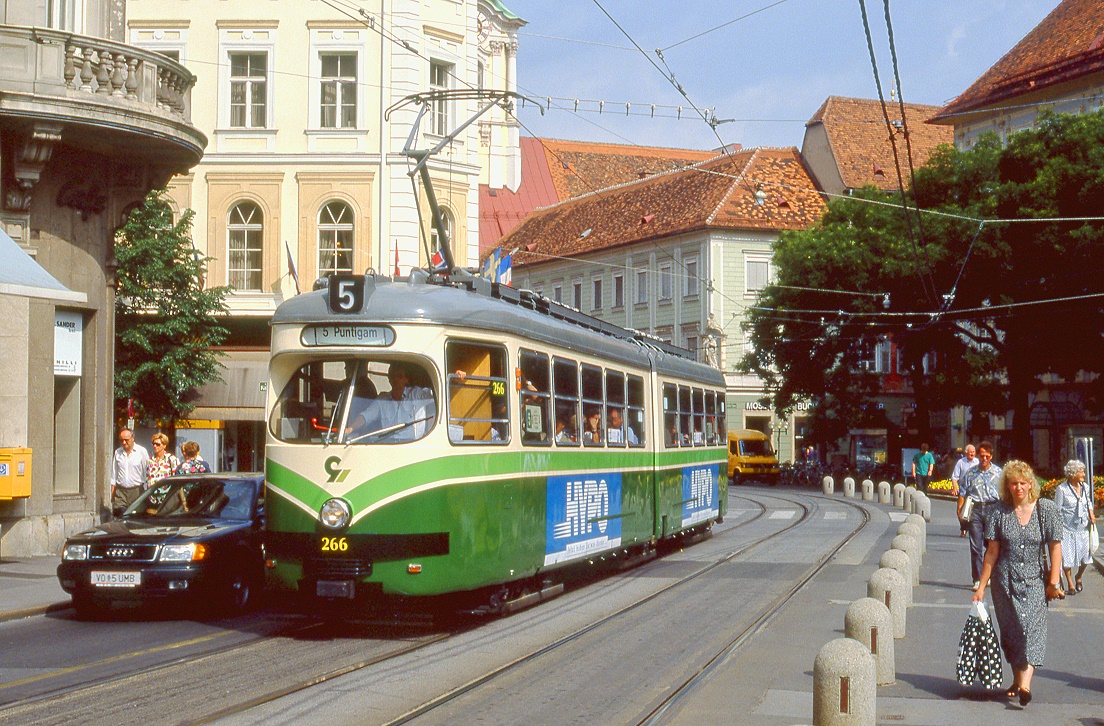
xmin=345 ymin=415 xmax=434 ymax=444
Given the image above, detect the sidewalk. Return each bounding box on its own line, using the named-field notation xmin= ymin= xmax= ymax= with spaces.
xmin=0 ymin=556 xmax=70 ymax=622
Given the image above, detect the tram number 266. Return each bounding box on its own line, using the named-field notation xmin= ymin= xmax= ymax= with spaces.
xmin=320 ymin=536 xmax=349 ymax=553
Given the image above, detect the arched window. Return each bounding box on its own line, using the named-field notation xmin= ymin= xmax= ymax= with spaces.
xmin=318 ymin=201 xmax=354 ymax=276
xmin=430 ymin=208 xmax=452 ymax=255
xmin=227 ymin=202 xmax=263 ymax=291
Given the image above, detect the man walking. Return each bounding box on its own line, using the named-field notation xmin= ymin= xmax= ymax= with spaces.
xmin=959 ymin=441 xmax=1002 ymax=589
xmin=911 ymin=443 xmax=935 ymax=493
xmin=951 ymin=444 xmax=979 ymax=537
xmin=111 ymin=427 xmax=148 ymax=516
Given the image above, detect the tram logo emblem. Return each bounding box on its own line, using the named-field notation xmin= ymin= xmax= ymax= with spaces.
xmin=544 ymin=472 xmax=622 ymax=566
xmin=324 ymin=456 xmax=351 ymax=483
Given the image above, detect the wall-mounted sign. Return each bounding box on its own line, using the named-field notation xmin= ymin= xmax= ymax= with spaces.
xmin=54 ymin=310 xmax=83 ymax=376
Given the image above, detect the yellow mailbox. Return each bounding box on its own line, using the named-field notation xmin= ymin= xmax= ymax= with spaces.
xmin=0 ymin=448 xmax=31 ymax=500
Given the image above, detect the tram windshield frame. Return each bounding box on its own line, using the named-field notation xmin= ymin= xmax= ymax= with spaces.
xmin=268 ymin=356 xmax=437 ymax=445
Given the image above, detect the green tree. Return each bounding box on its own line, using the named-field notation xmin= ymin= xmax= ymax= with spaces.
xmin=114 ymin=190 xmax=231 ymax=426
xmin=744 ymin=110 xmax=1104 ymax=459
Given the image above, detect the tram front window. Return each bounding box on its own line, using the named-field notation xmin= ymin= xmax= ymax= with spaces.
xmin=269 ymin=358 xmax=436 ymax=445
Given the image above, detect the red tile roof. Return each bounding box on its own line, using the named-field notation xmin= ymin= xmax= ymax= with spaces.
xmin=479 ymin=137 xmax=720 ymax=254
xmin=495 ymin=147 xmax=825 ymax=269
xmin=933 ymin=0 xmax=1104 ymax=120
xmin=808 ymin=96 xmax=952 ymax=192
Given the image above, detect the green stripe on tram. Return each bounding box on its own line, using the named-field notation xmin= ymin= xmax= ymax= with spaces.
xmin=267 ymin=446 xmax=722 ymax=524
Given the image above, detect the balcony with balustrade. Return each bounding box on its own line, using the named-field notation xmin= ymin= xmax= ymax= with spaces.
xmin=0 ymin=24 xmax=206 ymax=173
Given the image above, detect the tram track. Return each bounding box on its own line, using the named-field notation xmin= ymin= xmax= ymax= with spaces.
xmin=378 ymin=488 xmax=821 ymax=726
xmin=636 ymin=492 xmax=872 ymax=725
xmin=0 ymin=489 xmax=835 ymax=725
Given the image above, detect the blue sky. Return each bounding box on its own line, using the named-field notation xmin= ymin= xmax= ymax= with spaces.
xmin=503 ymin=0 xmax=1060 ymax=150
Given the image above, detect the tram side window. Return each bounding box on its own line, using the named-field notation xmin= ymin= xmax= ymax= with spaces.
xmin=553 ymin=358 xmax=580 ymax=446
xmin=717 ymin=392 xmax=726 ymax=440
xmin=446 ymin=341 xmax=509 ymax=445
xmin=605 ymin=370 xmax=626 ymax=447
xmin=663 ymin=383 xmax=682 ymax=447
xmin=705 ymin=391 xmax=719 ymax=445
xmin=679 ymin=386 xmax=693 ymax=447
xmin=626 ymin=375 xmax=645 ymax=447
xmin=581 ymin=364 xmax=604 ymax=446
xmin=269 ymin=357 xmax=436 ymax=445
xmin=692 ymin=388 xmax=705 ymax=446
xmin=518 ymin=350 xmax=551 ymax=445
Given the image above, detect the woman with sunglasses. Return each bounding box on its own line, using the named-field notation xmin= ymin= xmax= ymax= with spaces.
xmin=146 ymin=433 xmax=179 ymax=488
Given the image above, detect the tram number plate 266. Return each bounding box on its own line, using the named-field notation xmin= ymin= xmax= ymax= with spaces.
xmin=320 ymin=536 xmax=349 ymax=553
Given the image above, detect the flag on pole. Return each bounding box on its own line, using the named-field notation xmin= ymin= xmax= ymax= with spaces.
xmin=394 ymin=246 xmax=401 ymax=277
xmin=284 ymin=240 xmax=300 ymax=295
xmin=430 ymin=248 xmax=448 ymax=274
xmin=482 ymin=248 xmax=500 ymax=281
xmin=497 ymin=251 xmax=512 ymax=286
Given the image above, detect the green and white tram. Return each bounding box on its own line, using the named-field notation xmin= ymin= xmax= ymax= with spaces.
xmin=264 ymin=272 xmax=727 ymax=611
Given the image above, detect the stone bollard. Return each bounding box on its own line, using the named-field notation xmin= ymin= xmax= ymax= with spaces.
xmin=898 ymin=523 xmax=925 ymax=559
xmin=843 ymin=477 xmax=856 ymax=498
xmin=892 ymin=483 xmax=905 ymax=508
xmin=891 ymin=534 xmax=921 ymax=587
xmin=868 ymin=567 xmax=907 ymax=639
xmin=823 ymin=476 xmax=835 ymax=495
xmin=904 ymin=486 xmax=917 ymax=512
xmin=918 ymin=494 xmax=932 ymax=523
xmin=861 ymin=479 xmax=874 ymax=501
xmin=878 ymin=481 xmax=892 ymax=504
xmin=845 ymin=597 xmax=895 ymax=685
xmin=813 ymin=638 xmax=876 ymax=726
xmin=904 ymin=513 xmax=926 ymax=553
xmin=879 ymin=549 xmax=913 ymax=607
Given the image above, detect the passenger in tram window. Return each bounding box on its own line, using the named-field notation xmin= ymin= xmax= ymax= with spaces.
xmin=555 ymin=416 xmax=574 ymax=443
xmin=607 ymin=407 xmax=639 ymax=445
xmin=693 ymin=426 xmax=705 ymax=446
xmin=582 ymin=407 xmax=603 ymax=445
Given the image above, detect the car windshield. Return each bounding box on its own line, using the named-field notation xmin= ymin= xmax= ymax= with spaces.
xmin=739 ymin=439 xmax=774 ymax=457
xmin=269 ymin=357 xmax=437 ymax=445
xmin=124 ymin=479 xmax=257 ymax=520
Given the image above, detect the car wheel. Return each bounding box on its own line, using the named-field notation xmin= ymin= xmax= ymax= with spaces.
xmin=216 ymin=567 xmax=256 ymax=617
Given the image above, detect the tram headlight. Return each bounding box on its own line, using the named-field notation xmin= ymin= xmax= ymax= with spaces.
xmin=319 ymin=498 xmax=352 ymax=530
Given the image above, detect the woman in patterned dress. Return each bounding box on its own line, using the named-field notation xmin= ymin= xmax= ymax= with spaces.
xmin=146 ymin=433 xmax=179 ymax=487
xmin=973 ymin=460 xmax=1063 ymax=707
xmin=1053 ymin=459 xmax=1095 ymax=594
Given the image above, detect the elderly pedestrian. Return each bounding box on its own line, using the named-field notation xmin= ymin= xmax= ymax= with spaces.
xmin=147 ymin=432 xmax=179 ymax=487
xmin=111 ymin=428 xmax=148 ymax=516
xmin=952 ymin=444 xmax=979 ymax=537
xmin=960 ymin=441 xmax=1002 ymax=589
xmin=973 ymin=460 xmax=1063 ymax=707
xmin=1053 ymin=459 xmax=1096 ymax=595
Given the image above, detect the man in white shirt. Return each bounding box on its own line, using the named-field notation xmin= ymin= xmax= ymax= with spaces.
xmin=951 ymin=444 xmax=978 ymax=537
xmin=111 ymin=428 xmax=149 ymax=516
xmin=607 ymin=407 xmax=639 ymax=445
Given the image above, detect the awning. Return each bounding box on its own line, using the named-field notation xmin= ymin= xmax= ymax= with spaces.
xmin=185 ymin=350 xmax=268 ymax=422
xmin=0 ymin=226 xmax=87 ymax=303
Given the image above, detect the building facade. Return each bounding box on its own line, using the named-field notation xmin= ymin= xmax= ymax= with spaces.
xmin=504 ymin=147 xmax=825 ymax=463
xmin=0 ymin=0 xmax=205 ymax=555
xmin=125 ymin=0 xmax=522 ymax=469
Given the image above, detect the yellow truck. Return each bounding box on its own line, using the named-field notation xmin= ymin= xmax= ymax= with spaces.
xmin=727 ymin=429 xmax=779 ymax=485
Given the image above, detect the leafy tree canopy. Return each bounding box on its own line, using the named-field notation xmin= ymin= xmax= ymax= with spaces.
xmin=743 ymin=110 xmax=1104 ymax=457
xmin=114 ymin=190 xmax=231 ymax=426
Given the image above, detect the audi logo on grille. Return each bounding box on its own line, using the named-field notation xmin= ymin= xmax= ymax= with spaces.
xmin=107 ymin=547 xmax=135 ymax=558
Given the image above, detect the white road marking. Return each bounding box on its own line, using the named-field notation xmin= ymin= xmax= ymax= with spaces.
xmin=769 ymin=510 xmax=797 ymax=520
xmin=888 ymin=511 xmax=909 ymax=521
xmin=824 ymin=512 xmax=847 ymax=520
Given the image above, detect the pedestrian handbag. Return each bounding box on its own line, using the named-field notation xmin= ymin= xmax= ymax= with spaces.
xmin=956 ymin=600 xmax=1002 ymax=689
xmin=1090 ymin=521 xmax=1100 ymax=555
xmin=959 ymin=497 xmax=974 ymax=523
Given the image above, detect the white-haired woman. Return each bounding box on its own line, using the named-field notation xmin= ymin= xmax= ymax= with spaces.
xmin=1053 ymin=459 xmax=1095 ymax=594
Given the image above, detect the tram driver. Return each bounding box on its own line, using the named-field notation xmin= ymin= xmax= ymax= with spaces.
xmin=347 ymin=362 xmax=436 ymax=443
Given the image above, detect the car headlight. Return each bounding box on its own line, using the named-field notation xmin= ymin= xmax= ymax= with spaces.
xmin=160 ymin=543 xmax=208 ymax=562
xmin=319 ymin=498 xmax=352 ymax=530
xmin=63 ymin=544 xmax=89 ymax=561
